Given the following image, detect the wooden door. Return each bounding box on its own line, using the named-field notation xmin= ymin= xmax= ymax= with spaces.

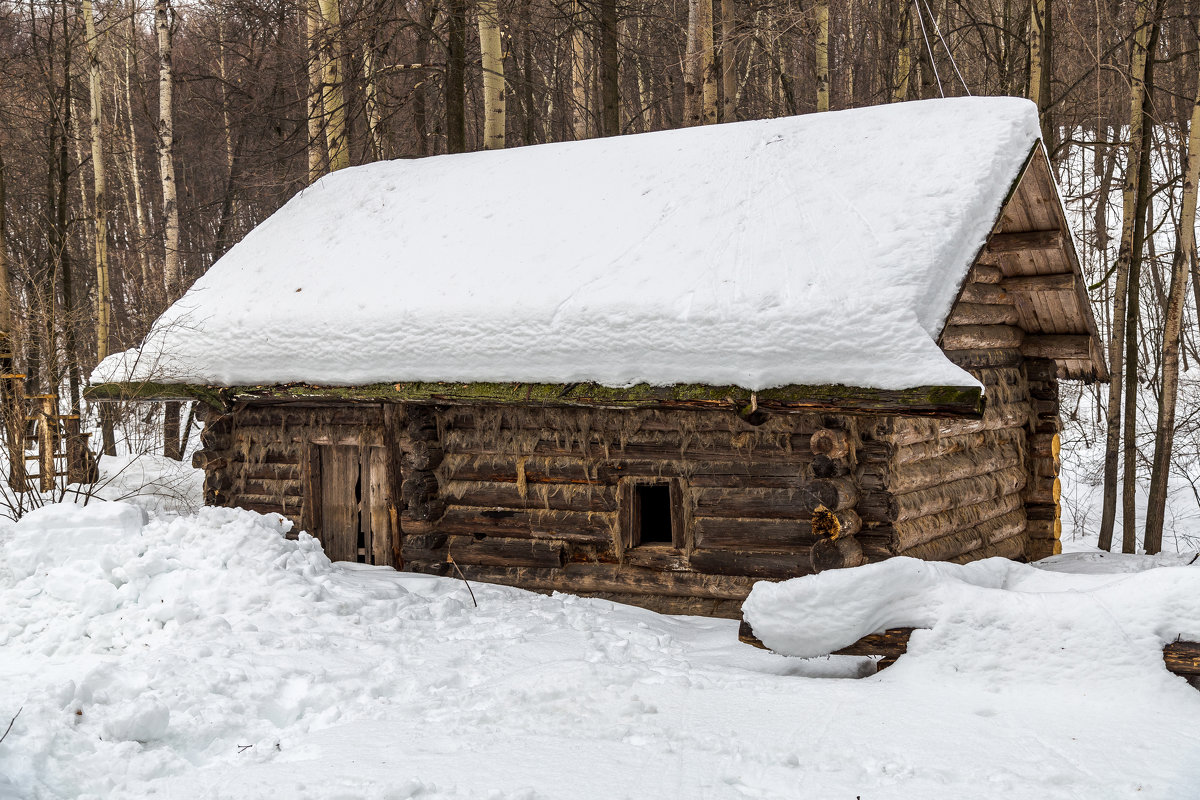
xmin=313 ymin=444 xmax=395 ymax=566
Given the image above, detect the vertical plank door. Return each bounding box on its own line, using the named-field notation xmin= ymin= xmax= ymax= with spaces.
xmin=362 ymin=446 xmax=395 ymax=566
xmin=320 ymin=444 xmax=361 ymax=563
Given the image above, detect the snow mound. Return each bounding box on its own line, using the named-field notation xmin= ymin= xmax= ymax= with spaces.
xmin=742 ymin=556 xmax=1200 ymax=688
xmin=90 ymin=453 xmax=205 ymax=514
xmin=93 ymin=97 xmax=1041 ymax=392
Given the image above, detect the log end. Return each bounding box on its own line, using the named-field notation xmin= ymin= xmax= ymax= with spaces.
xmin=809 ymin=535 xmax=865 ymax=573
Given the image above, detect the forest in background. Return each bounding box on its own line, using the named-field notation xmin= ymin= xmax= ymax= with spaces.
xmin=0 ymin=0 xmax=1194 ymax=552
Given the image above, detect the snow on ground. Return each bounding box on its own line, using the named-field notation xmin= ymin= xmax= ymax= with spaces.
xmin=2 ymin=492 xmax=1199 ymax=799
xmin=93 ymin=97 xmax=1041 ymax=392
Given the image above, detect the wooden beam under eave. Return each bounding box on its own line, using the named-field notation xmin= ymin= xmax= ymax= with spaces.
xmin=1000 ymin=272 xmax=1076 ymax=292
xmin=1021 ymin=334 xmax=1091 ymax=360
xmin=985 ymin=229 xmax=1064 ymax=255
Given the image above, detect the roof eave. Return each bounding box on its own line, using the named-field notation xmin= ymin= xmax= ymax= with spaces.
xmin=86 ymin=380 xmax=985 ymax=418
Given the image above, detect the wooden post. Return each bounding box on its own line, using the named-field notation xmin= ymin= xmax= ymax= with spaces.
xmin=33 ymin=395 xmax=58 ymax=492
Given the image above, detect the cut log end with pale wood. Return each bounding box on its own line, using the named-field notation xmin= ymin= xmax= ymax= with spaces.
xmin=809 ymin=428 xmax=850 ymax=458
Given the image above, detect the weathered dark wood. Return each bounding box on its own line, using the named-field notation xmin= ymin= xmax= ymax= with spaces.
xmin=986 ymin=229 xmax=1063 ymax=254
xmin=1164 ymin=640 xmax=1200 ymax=676
xmin=891 ymin=491 xmax=1023 ymax=551
xmin=891 ymin=466 xmax=1026 ymax=522
xmin=809 ymin=477 xmax=859 ymax=511
xmin=810 ymin=428 xmax=850 ymax=458
xmin=409 ymin=534 xmax=567 ymax=569
xmin=946 ymin=302 xmax=1020 ymax=327
xmin=1001 ymin=272 xmax=1075 ymax=292
xmin=941 ymin=324 xmax=1024 ymax=351
xmin=887 ymin=443 xmax=1022 ymax=495
xmin=1021 ymin=335 xmax=1092 ymax=360
xmin=442 ymin=479 xmax=618 ymax=513
xmin=319 ymin=444 xmax=361 ymax=563
xmin=693 ymin=515 xmax=819 ymax=549
xmin=688 ymin=548 xmax=812 ymax=580
xmin=809 ymin=536 xmax=865 ymax=572
xmin=810 ymin=454 xmax=851 ymax=478
xmin=900 ymin=507 xmax=1026 ymax=561
xmin=693 ymin=487 xmax=825 ymax=520
xmin=958 ymin=283 xmax=1010 ymax=305
xmin=429 ymin=505 xmax=613 ymax=542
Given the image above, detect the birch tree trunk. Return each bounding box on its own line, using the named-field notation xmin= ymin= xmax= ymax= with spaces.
xmin=362 ymin=41 xmax=385 ymax=159
xmin=685 ymin=0 xmax=717 ymax=125
xmin=317 ymin=0 xmax=349 ymax=171
xmin=155 ymin=0 xmax=181 ymax=298
xmin=305 ymin=0 xmax=325 ymax=181
xmin=1144 ymin=86 xmax=1199 ymax=554
xmin=816 ymin=0 xmax=829 ymax=111
xmin=1098 ymin=0 xmax=1154 ymax=551
xmin=720 ymin=0 xmax=736 ymax=121
xmin=477 ymin=0 xmax=506 ymax=148
xmin=84 ymin=0 xmax=116 ymax=455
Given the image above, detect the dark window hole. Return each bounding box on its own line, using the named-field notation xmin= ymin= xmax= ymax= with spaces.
xmin=636 ymin=484 xmax=674 ymax=545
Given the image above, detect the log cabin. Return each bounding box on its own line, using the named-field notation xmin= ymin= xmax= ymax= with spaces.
xmin=90 ymin=97 xmax=1106 ymax=619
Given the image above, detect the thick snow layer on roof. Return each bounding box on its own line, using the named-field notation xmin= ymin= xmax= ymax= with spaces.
xmin=93 ymin=97 xmax=1042 ymax=390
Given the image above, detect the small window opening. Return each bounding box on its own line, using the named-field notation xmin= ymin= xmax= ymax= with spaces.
xmin=635 ymin=484 xmax=674 ymax=546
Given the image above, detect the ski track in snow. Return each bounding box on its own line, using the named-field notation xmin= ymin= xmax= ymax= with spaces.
xmin=0 ymin=501 xmax=1198 ymax=799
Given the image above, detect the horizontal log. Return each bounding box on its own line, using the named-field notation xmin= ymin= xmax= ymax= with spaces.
xmin=893 ymin=427 xmax=1023 ymax=466
xmin=232 ymin=402 xmax=384 ymax=428
xmin=809 ymin=536 xmax=865 ymax=572
xmin=229 ymin=497 xmax=301 ymax=515
xmin=1024 ymin=476 xmax=1062 ymax=505
xmin=441 ymin=480 xmax=618 ymax=513
xmin=401 ymin=440 xmax=443 ymax=471
xmin=402 ymin=473 xmax=439 ymax=501
xmin=745 ymin=623 xmax=1200 ymax=683
xmin=809 ymin=454 xmax=852 ymax=478
xmin=422 ymin=506 xmax=613 ymax=543
xmin=810 ymin=508 xmax=862 ymax=539
xmin=941 ymin=324 xmax=1025 ymax=351
xmin=404 ymin=534 xmax=566 ymax=569
xmin=986 ymin=229 xmax=1063 ymax=254
xmin=441 ymin=432 xmax=809 ymax=463
xmin=854 ymin=533 xmax=897 ymax=560
xmin=901 ymin=508 xmax=1026 ymax=562
xmin=622 ymin=546 xmax=691 ymax=571
xmin=688 ymin=548 xmax=813 ymax=580
xmin=240 ymin=478 xmax=303 ymax=499
xmin=441 ymin=407 xmax=821 ymax=436
xmin=588 ymin=592 xmax=745 ymax=619
xmin=946 ymin=302 xmax=1020 ymax=327
xmin=692 ymin=487 xmax=827 ymax=520
xmin=810 ymin=477 xmax=859 ymax=511
xmin=891 ymin=491 xmax=1024 ymax=551
xmin=403 ymin=561 xmax=759 ymax=600
xmin=693 ymin=516 xmax=820 ymax=549
xmin=958 ymin=283 xmax=1010 ymax=305
xmin=941 ymin=348 xmax=1024 ymax=370
xmin=1025 ymin=538 xmax=1061 ymax=561
xmin=950 ymin=531 xmax=1026 ymax=563
xmin=1164 ymin=640 xmax=1200 ymax=676
xmin=890 ymin=466 xmax=1026 ymax=522
xmin=810 ymin=429 xmax=851 ymax=458
xmin=888 ymin=442 xmax=1022 ymax=496
xmin=1025 ymin=502 xmax=1061 ymax=521
xmin=1022 ymin=334 xmax=1092 ymax=360
xmin=1029 ymin=432 xmax=1061 ymax=458
xmin=970 ymin=264 xmax=1004 ymax=284
xmin=1001 ymin=272 xmax=1075 ymax=292
xmin=1026 ymin=517 xmax=1062 ymax=540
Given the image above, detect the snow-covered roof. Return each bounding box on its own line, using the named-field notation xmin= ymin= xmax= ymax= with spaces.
xmin=94 ymin=97 xmax=1043 ymax=392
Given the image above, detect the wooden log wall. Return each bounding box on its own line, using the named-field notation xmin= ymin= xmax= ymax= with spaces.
xmin=193 ymin=402 xmax=388 ymax=540
xmin=1025 ymin=358 xmax=1063 ymax=560
xmin=403 ymin=405 xmax=845 ymax=616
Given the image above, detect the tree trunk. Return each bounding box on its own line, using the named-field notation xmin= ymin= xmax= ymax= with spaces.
xmin=1144 ymin=74 xmax=1198 ymax=555
xmin=720 ymin=0 xmax=736 ymax=121
xmin=305 ymin=0 xmax=325 ymax=180
xmin=815 ymin=0 xmax=829 ymax=111
xmin=446 ymin=0 xmax=468 ymax=152
xmin=597 ymin=0 xmax=619 ymax=136
xmin=1098 ymin=0 xmax=1155 ymax=551
xmin=892 ymin=3 xmax=911 ymax=102
xmin=155 ymin=0 xmax=182 ymax=299
xmin=317 ymin=0 xmax=349 ymax=171
xmin=477 ymin=0 xmax=506 ymax=148
xmin=570 ymin=0 xmax=589 ymax=139
xmin=685 ymin=0 xmax=717 ymax=124
xmin=84 ymin=0 xmax=116 ymax=455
